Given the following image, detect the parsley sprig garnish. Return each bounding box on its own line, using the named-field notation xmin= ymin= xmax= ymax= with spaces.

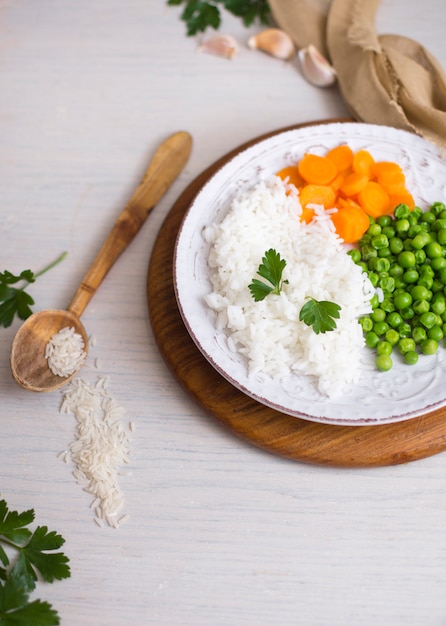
xmin=248 ymin=248 xmax=289 ymax=301
xmin=299 ymin=297 xmax=341 ymax=334
xmin=0 ymin=252 xmax=67 ymax=328
xmin=167 ymin=0 xmax=270 ymax=36
xmin=0 ymin=498 xmax=70 ymax=625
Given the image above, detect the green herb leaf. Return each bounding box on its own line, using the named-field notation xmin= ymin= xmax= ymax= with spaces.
xmin=0 ymin=252 xmax=67 ymax=328
xmin=167 ymin=0 xmax=270 ymax=35
xmin=248 ymin=249 xmax=289 ymax=301
xmin=299 ymin=297 xmax=341 ymax=334
xmin=0 ymin=498 xmax=70 ymax=625
xmin=0 ymin=574 xmax=60 ymax=626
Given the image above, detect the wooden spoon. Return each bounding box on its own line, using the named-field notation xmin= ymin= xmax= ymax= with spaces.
xmin=10 ymin=130 xmax=192 ymax=392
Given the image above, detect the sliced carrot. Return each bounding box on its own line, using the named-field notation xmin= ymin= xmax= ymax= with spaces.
xmin=276 ymin=165 xmax=304 ymax=188
xmin=373 ymin=164 xmax=406 ymax=196
xmin=297 ymin=153 xmax=337 ymax=185
xmin=330 ymin=173 xmax=345 ymax=193
xmin=326 ymin=145 xmax=354 ymax=173
xmin=340 ymin=172 xmax=369 ymax=197
xmin=357 ymin=181 xmax=391 ymax=217
xmin=299 ymin=184 xmax=336 ymax=209
xmin=371 ymin=161 xmax=402 ymax=180
xmin=300 ymin=207 xmax=315 ymax=224
xmin=337 ymin=196 xmax=362 ymax=210
xmin=331 ymin=205 xmax=371 ymax=243
xmin=352 ymin=149 xmax=375 ymax=176
xmin=389 ymin=191 xmax=415 ymax=210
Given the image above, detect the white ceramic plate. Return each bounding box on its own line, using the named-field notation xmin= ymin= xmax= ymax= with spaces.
xmin=173 ymin=122 xmax=446 ymax=426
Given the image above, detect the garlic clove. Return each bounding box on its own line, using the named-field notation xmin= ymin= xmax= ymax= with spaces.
xmin=298 ymin=44 xmax=337 ymax=87
xmin=198 ymin=34 xmax=240 ymax=60
xmin=247 ymin=28 xmax=295 ymax=60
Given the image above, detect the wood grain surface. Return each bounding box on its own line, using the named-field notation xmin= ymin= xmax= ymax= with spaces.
xmin=147 ymin=120 xmax=446 ymax=468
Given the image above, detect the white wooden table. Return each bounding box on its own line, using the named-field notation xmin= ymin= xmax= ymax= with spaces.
xmin=1 ymin=2 xmax=446 ymax=624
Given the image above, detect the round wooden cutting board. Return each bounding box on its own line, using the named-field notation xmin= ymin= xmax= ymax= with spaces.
xmin=147 ymin=119 xmax=446 ymax=467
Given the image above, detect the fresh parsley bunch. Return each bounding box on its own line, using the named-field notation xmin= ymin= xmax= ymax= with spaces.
xmin=0 ymin=498 xmax=70 ymax=625
xmin=167 ymin=0 xmax=270 ymax=35
xmin=0 ymin=252 xmax=67 ymax=328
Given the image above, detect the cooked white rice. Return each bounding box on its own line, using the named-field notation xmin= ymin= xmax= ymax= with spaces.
xmin=203 ymin=176 xmax=374 ymax=398
xmin=59 ymin=376 xmax=132 ymax=528
xmin=45 ymin=326 xmax=87 ymax=377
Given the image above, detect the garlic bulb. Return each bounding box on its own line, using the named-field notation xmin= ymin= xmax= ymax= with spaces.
xmin=247 ymin=28 xmax=295 ymax=60
xmin=298 ymin=44 xmax=337 ymax=87
xmin=198 ymin=34 xmax=239 ymax=60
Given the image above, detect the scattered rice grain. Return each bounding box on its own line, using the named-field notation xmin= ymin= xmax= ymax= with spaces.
xmin=59 ymin=376 xmax=133 ymax=528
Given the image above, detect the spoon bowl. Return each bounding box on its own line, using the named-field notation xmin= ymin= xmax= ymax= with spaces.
xmin=10 ymin=310 xmax=88 ymax=392
xmin=10 ymin=130 xmax=192 ymax=392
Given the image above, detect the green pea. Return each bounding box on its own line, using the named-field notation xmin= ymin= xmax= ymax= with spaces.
xmin=431 ymin=202 xmax=446 ymax=215
xmin=376 ymin=354 xmax=393 ymax=371
xmin=398 ymin=251 xmax=416 ymax=268
xmin=420 ymin=312 xmax=437 ymax=329
xmin=359 ymin=316 xmax=373 ymax=332
xmin=348 ymin=249 xmax=361 ymax=263
xmin=432 ymin=219 xmax=446 ymax=232
xmin=411 ymin=233 xmax=430 ymax=249
xmin=404 ymin=351 xmax=419 ymax=365
xmin=377 ymin=215 xmax=392 ymax=228
xmin=414 ymin=249 xmax=427 ymax=265
xmin=368 ymin=223 xmax=382 ymax=237
xmin=378 ymin=276 xmax=395 ymax=293
xmin=361 ymin=244 xmax=378 ymax=261
xmin=421 ymin=211 xmax=436 ymax=225
xmin=382 ymin=226 xmax=396 ymax=239
xmin=413 ymin=299 xmax=430 ymax=315
xmin=373 ymin=321 xmax=389 ymax=336
xmin=380 ymin=298 xmax=395 ymax=313
xmin=369 ymin=294 xmax=380 ymax=309
xmin=389 ymin=238 xmax=404 ymax=255
xmin=372 ymin=234 xmax=389 ymax=250
xmin=371 ymin=308 xmax=386 ymax=322
xmin=438 ymin=269 xmax=446 ymax=285
xmin=386 ymin=312 xmax=402 ymax=328
xmin=365 ymin=331 xmax=380 ymax=349
xmin=377 ymin=247 xmax=392 ymax=258
xmin=412 ymin=326 xmax=427 ymax=344
xmin=421 ymin=339 xmax=438 ymax=355
xmin=398 ymin=337 xmax=416 ymax=354
xmin=411 ymin=285 xmax=430 ymax=301
xmin=418 ymin=275 xmax=433 ymax=290
xmin=394 ymin=204 xmax=411 ymax=219
xmin=377 ymin=341 xmax=392 ymax=356
xmin=431 ymin=298 xmax=446 ymax=316
xmin=367 ymin=272 xmax=379 ymax=287
xmin=389 ymin=264 xmax=404 ymax=278
xmin=426 ymin=241 xmax=443 ymax=259
xmin=403 ymin=269 xmax=419 ymax=284
xmin=398 ymin=322 xmax=412 ymax=337
xmin=385 ymin=329 xmax=400 ymax=346
xmin=428 ymin=325 xmax=444 ymax=342
xmin=394 ymin=291 xmax=412 ymax=309
xmin=437 ymin=228 xmax=446 ymax=246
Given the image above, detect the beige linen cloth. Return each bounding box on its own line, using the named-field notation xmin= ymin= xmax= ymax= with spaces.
xmin=268 ymin=0 xmax=446 ymax=148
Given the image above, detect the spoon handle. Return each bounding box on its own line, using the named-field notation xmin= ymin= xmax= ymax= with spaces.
xmin=67 ymin=130 xmax=192 ymax=318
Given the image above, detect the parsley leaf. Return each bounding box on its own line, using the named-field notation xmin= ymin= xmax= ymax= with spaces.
xmin=299 ymin=297 xmax=341 ymax=334
xmin=248 ymin=249 xmax=289 ymax=301
xmin=0 ymin=498 xmax=70 ymax=625
xmin=167 ymin=0 xmax=270 ymax=35
xmin=0 ymin=252 xmax=67 ymax=328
